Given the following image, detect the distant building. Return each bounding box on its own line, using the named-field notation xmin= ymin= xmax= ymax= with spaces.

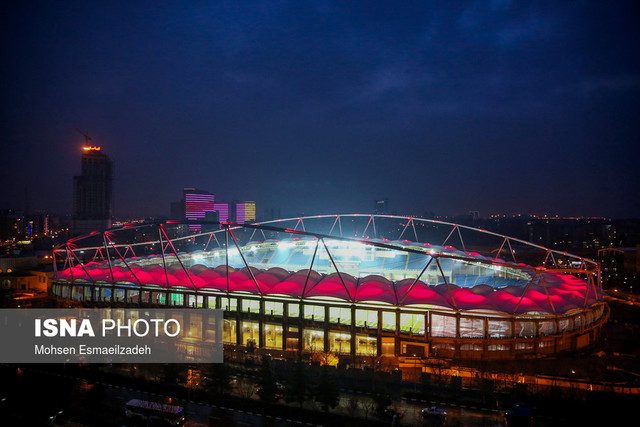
xmin=0 ymin=209 xmax=22 ymax=241
xmin=172 ymin=190 xmax=256 ymax=228
xmin=72 ymin=145 xmax=113 ymax=235
xmin=263 ymin=208 xmax=281 ymax=222
xmin=0 ymin=270 xmax=50 ymax=292
xmin=598 ymin=246 xmax=640 ymax=291
xmin=1 ymin=209 xmax=62 ymax=241
xmin=0 ymin=253 xmax=50 ymax=294
xmin=374 ymin=198 xmax=389 ymax=215
xmin=215 ymin=201 xmax=230 ymax=223
xmin=183 ymin=188 xmax=215 ymax=230
xmin=0 ymin=255 xmax=39 ymax=273
xmin=233 ymin=201 xmax=256 ymax=224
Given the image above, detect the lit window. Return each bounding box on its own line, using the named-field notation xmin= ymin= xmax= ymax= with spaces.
xmin=288 ymin=303 xmax=299 ymax=317
xmin=304 ymin=305 xmax=325 ymax=321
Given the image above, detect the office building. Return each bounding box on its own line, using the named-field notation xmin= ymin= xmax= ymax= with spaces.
xmin=234 ymin=201 xmax=256 ymax=224
xmin=183 ymin=189 xmax=215 ymax=230
xmin=374 ymin=198 xmax=389 ymax=215
xmin=72 ymin=145 xmax=113 ymax=235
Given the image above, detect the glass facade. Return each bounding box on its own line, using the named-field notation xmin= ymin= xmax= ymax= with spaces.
xmin=400 ymin=313 xmax=425 ymax=335
xmin=169 ymin=292 xmax=183 ymax=306
xmin=286 ymin=326 xmax=299 ymax=350
xmin=329 ymin=307 xmax=351 ymax=324
xmin=265 ymin=301 xmax=284 ymax=316
xmin=187 ymin=313 xmax=203 ymax=339
xmin=241 ymin=321 xmax=259 ymax=347
xmin=186 ymin=294 xmax=204 ymax=308
xmin=303 ymin=328 xmax=324 ymax=352
xmin=221 ymin=297 xmax=237 ymax=311
xmin=304 ymin=305 xmax=325 ymax=321
xmin=488 ymin=319 xmax=511 ymax=338
xmin=50 ymin=283 xmax=607 ymax=360
xmin=242 ymin=299 xmax=259 ymax=313
xmin=381 ymin=312 xmax=396 ymax=331
xmin=515 ymin=320 xmax=536 ymax=338
xmin=431 ymin=314 xmax=456 ymax=338
xmin=152 ymin=291 xmax=165 ymax=305
xmin=223 ymin=319 xmax=236 ymax=344
xmin=264 ymin=323 xmax=283 ymax=349
xmin=460 ymin=317 xmax=484 ymax=338
xmin=288 ymin=303 xmax=300 ymax=317
xmin=356 ymin=334 xmax=377 ymax=356
xmin=355 ymin=309 xmax=377 ymax=328
xmin=329 ymin=331 xmax=351 ymax=354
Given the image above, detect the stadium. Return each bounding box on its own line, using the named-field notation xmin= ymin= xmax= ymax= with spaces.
xmin=51 ymin=214 xmax=608 ymax=366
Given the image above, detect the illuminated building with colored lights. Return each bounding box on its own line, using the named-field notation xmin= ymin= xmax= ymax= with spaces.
xmin=173 ymin=190 xmax=256 ymax=228
xmin=214 ymin=201 xmax=230 ymax=223
xmin=72 ymin=145 xmax=113 ymax=235
xmin=51 ymin=215 xmax=608 ymax=365
xmin=183 ymin=189 xmax=216 ymax=231
xmin=233 ymin=201 xmax=256 ymax=224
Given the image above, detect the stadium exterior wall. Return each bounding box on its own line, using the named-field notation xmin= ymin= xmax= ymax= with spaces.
xmin=50 ymin=281 xmax=609 ymax=362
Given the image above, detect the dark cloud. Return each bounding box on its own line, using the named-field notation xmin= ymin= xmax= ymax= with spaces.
xmin=1 ymin=1 xmax=639 ymax=218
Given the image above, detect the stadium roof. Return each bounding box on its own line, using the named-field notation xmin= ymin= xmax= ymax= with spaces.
xmin=54 ymin=215 xmax=604 ymax=315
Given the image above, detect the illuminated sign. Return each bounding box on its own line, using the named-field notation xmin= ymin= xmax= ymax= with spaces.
xmin=82 ymin=146 xmax=102 ymax=151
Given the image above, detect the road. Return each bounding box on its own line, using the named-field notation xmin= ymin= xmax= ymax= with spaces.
xmin=2 ymin=364 xmax=566 ymax=426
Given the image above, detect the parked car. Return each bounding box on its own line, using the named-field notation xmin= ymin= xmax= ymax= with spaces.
xmin=274 ymin=382 xmax=286 ymax=399
xmin=422 ymin=406 xmax=446 ymax=417
xmin=256 ymin=382 xmax=286 ymax=400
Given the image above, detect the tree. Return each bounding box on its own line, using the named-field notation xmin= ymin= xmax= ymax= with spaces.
xmin=237 ymin=378 xmax=256 ymax=399
xmin=373 ymin=392 xmax=392 ymax=416
xmin=345 ymin=396 xmax=359 ymax=418
xmin=285 ymin=356 xmax=309 ymax=407
xmin=203 ymin=363 xmax=232 ymax=397
xmin=313 ymin=366 xmax=339 ymax=411
xmin=256 ymin=355 xmax=279 ymax=403
xmin=360 ymin=397 xmax=376 ymax=420
xmin=313 ymin=351 xmax=339 ymax=367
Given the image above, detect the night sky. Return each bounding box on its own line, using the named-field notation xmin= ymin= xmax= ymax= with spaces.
xmin=1 ymin=1 xmax=639 ymax=219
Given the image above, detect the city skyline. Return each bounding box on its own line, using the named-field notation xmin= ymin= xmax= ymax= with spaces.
xmin=1 ymin=2 xmax=639 ymax=219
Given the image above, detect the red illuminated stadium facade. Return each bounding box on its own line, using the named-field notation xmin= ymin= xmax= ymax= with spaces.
xmin=51 ymin=215 xmax=608 ymax=364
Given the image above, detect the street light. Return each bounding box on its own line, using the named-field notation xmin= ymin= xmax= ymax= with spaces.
xmin=413 ymin=354 xmax=418 ymax=391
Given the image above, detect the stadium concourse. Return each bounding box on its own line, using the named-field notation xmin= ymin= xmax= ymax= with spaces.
xmin=52 ymin=214 xmax=608 ymax=365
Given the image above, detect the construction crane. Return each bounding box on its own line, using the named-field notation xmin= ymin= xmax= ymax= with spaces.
xmin=75 ymin=128 xmax=101 ymax=151
xmin=75 ymin=128 xmax=92 ymax=145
